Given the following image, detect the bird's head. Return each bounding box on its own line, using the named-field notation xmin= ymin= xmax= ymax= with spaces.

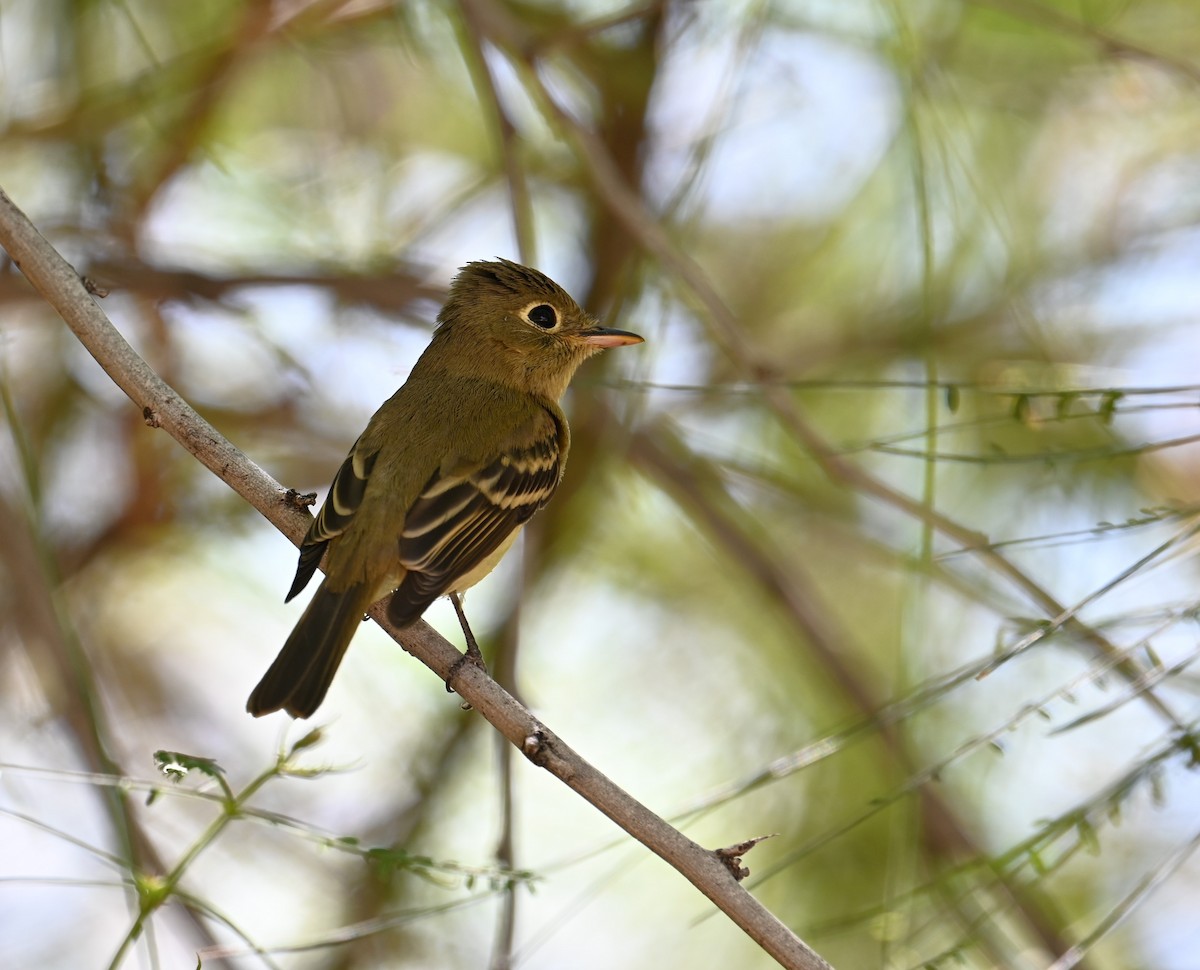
xmin=432 ymin=259 xmax=643 ymax=400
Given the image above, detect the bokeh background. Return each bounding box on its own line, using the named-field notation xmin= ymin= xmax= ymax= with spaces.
xmin=3 ymin=1 xmax=1200 ymax=968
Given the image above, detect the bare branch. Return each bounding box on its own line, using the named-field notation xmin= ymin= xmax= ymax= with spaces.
xmin=0 ymin=184 xmax=834 ymax=970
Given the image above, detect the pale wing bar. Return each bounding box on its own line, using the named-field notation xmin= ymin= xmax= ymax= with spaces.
xmin=388 ymin=433 xmax=560 ymax=624
xmin=287 ymin=435 xmax=378 ymax=602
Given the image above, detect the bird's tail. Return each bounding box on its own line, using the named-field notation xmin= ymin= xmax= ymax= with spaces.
xmin=246 ymin=580 xmax=373 ymax=718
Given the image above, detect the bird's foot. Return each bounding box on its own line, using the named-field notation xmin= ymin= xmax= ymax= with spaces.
xmin=445 ymin=643 xmax=488 ymax=702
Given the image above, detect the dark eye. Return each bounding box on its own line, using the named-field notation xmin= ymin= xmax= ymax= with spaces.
xmin=527 ymin=304 xmax=558 ymax=329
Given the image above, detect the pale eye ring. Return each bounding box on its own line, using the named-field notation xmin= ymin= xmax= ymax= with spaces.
xmin=522 ymin=302 xmax=559 ymax=330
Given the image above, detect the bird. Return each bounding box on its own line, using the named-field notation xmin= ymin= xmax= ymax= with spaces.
xmin=246 ymin=258 xmax=644 ymax=718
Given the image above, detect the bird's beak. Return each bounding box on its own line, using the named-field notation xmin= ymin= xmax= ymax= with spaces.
xmin=579 ymin=327 xmax=644 ymax=349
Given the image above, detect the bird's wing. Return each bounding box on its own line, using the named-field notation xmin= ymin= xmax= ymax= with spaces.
xmin=286 ymin=434 xmax=380 ymax=602
xmin=389 ymin=410 xmax=563 ymax=623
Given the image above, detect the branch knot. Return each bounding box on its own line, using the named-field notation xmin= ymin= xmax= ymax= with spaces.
xmin=715 ymin=834 xmax=777 ymax=882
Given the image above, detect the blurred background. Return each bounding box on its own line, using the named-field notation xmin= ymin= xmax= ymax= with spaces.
xmin=3 ymin=1 xmax=1200 ymax=968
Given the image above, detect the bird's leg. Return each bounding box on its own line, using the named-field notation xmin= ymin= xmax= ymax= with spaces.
xmin=450 ymin=592 xmax=485 ymax=662
xmin=446 ymin=592 xmax=488 ymax=694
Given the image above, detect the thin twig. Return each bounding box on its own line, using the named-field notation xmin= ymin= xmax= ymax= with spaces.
xmin=1046 ymin=824 xmax=1200 ymax=970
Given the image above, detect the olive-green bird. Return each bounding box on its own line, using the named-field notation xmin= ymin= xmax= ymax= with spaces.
xmin=247 ymin=259 xmax=644 ymax=718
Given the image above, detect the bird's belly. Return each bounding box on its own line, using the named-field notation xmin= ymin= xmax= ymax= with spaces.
xmin=449 ymin=526 xmax=523 ymax=593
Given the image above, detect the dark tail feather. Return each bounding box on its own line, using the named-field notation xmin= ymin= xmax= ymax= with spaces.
xmin=247 ymin=581 xmax=372 ymax=718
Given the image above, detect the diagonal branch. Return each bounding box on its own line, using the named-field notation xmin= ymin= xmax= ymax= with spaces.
xmin=0 ymin=184 xmax=833 ymax=970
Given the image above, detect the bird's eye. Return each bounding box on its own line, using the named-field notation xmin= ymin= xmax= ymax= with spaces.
xmin=525 ymin=304 xmax=558 ymax=329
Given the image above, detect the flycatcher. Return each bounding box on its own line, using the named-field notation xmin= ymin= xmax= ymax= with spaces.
xmin=247 ymin=259 xmax=644 ymax=718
